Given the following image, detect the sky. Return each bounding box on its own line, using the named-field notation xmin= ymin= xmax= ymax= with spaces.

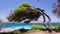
xmin=0 ymin=0 xmax=60 ymax=22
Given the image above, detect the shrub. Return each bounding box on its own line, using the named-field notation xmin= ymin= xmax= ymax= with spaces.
xmin=31 ymin=24 xmax=44 ymax=30
xmin=57 ymin=22 xmax=60 ymax=29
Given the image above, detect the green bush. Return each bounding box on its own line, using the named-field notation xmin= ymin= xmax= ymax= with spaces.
xmin=52 ymin=26 xmax=58 ymax=29
xmin=57 ymin=22 xmax=60 ymax=29
xmin=31 ymin=24 xmax=44 ymax=30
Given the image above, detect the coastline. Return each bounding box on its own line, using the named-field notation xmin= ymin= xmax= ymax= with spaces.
xmin=0 ymin=28 xmax=19 ymax=33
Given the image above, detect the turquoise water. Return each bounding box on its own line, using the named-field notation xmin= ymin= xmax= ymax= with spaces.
xmin=0 ymin=22 xmax=33 ymax=29
xmin=0 ymin=22 xmax=58 ymax=29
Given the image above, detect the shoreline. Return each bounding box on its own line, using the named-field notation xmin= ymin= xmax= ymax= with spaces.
xmin=0 ymin=28 xmax=60 ymax=34
xmin=0 ymin=28 xmax=19 ymax=33
xmin=0 ymin=28 xmax=31 ymax=33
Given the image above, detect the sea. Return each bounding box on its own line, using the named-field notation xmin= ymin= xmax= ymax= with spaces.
xmin=0 ymin=22 xmax=59 ymax=29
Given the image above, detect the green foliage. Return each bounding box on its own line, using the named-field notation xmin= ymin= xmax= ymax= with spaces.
xmin=57 ymin=22 xmax=60 ymax=29
xmin=0 ymin=18 xmax=2 ymax=23
xmin=6 ymin=2 xmax=45 ymax=23
xmin=52 ymin=26 xmax=58 ymax=29
xmin=6 ymin=2 xmax=35 ymax=22
xmin=6 ymin=15 xmax=13 ymax=22
xmin=6 ymin=2 xmax=31 ymax=22
xmin=31 ymin=24 xmax=44 ymax=30
xmin=51 ymin=22 xmax=60 ymax=29
xmin=14 ymin=2 xmax=30 ymax=12
xmin=19 ymin=2 xmax=30 ymax=7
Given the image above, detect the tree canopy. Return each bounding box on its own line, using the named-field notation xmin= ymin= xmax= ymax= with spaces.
xmin=14 ymin=2 xmax=30 ymax=13
xmin=6 ymin=2 xmax=51 ymax=25
xmin=6 ymin=2 xmax=36 ymax=22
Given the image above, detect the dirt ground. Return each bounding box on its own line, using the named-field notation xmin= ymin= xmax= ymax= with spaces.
xmin=25 ymin=30 xmax=60 ymax=34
